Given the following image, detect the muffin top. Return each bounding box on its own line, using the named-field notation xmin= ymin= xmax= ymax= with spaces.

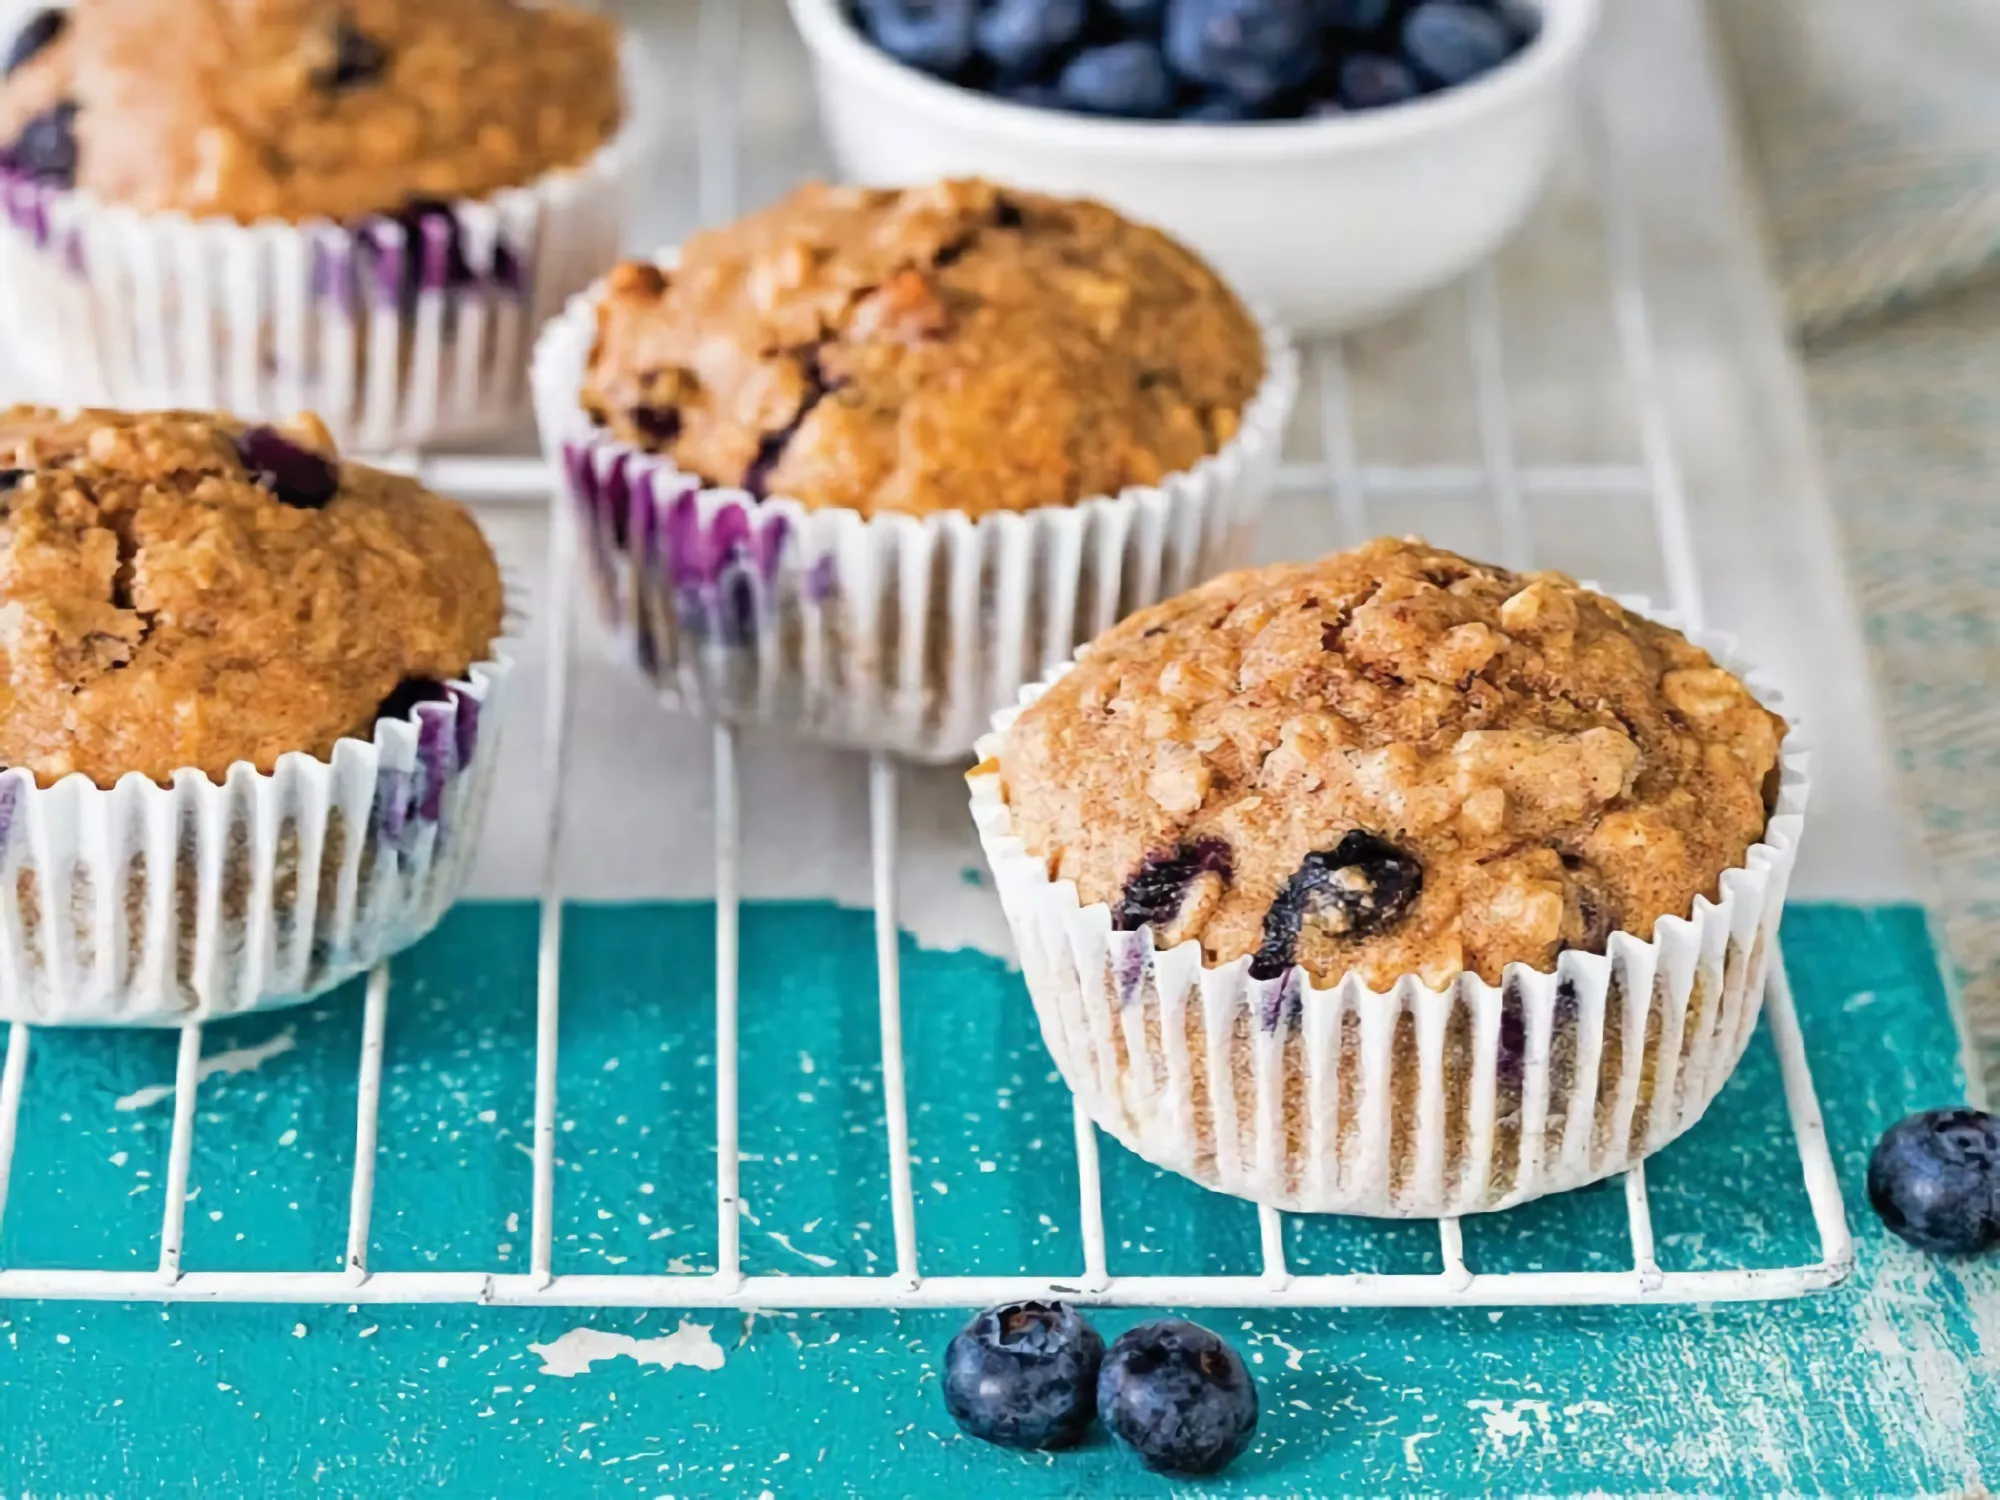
xmin=0 ymin=0 xmax=621 ymax=221
xmin=581 ymin=179 xmax=1266 ymax=520
xmin=0 ymin=407 xmax=504 ymax=787
xmin=998 ymin=538 xmax=1786 ymax=990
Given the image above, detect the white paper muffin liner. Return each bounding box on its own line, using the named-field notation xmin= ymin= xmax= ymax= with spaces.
xmin=968 ymin=616 xmax=1809 ymax=1217
xmin=0 ymin=36 xmax=658 ymax=453
xmin=530 ymin=272 xmax=1298 ymax=762
xmin=0 ymin=650 xmax=514 ymax=1028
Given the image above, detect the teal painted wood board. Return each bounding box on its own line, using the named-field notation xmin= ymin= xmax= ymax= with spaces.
xmin=0 ymin=902 xmax=1994 ymax=1496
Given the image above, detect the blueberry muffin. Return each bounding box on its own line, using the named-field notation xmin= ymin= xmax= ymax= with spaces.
xmin=580 ymin=178 xmax=1265 ymax=518
xmin=0 ymin=0 xmax=619 ymax=222
xmin=1001 ymin=537 xmax=1784 ymax=986
xmin=0 ymin=407 xmax=503 ymax=786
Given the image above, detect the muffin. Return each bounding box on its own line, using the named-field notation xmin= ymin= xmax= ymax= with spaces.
xmin=0 ymin=406 xmax=511 ymax=1025
xmin=969 ymin=538 xmax=1808 ymax=1216
xmin=0 ymin=0 xmax=649 ymax=450
xmin=534 ymin=177 xmax=1296 ymax=760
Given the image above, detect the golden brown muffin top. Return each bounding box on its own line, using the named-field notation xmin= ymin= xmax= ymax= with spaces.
xmin=0 ymin=0 xmax=620 ymax=221
xmin=999 ymin=538 xmax=1785 ymax=989
xmin=582 ymin=179 xmax=1266 ymax=520
xmin=0 ymin=407 xmax=503 ymax=786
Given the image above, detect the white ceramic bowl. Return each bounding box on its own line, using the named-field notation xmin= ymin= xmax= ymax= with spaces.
xmin=786 ymin=0 xmax=1600 ymax=333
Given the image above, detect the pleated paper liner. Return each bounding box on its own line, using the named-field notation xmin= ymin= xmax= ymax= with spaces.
xmin=531 ymin=273 xmax=1298 ymax=762
xmin=0 ymin=37 xmax=660 ymax=453
xmin=968 ymin=620 xmax=1808 ymax=1217
xmin=0 ymin=651 xmax=513 ymax=1027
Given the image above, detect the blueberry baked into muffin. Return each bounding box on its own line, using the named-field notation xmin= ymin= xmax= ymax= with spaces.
xmin=971 ymin=537 xmax=1806 ymax=1215
xmin=0 ymin=407 xmax=510 ymax=1025
xmin=0 ymin=0 xmax=639 ymax=448
xmin=539 ymin=176 xmax=1295 ymax=758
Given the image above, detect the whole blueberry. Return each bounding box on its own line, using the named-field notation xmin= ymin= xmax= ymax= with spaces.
xmin=3 ymin=7 xmax=65 ymax=78
xmin=1164 ymin=0 xmax=1318 ymax=105
xmin=976 ymin=0 xmax=1088 ymax=73
xmin=1867 ymin=1108 xmax=2000 ymax=1256
xmin=942 ymin=1301 xmax=1105 ymax=1450
xmin=2 ymin=98 xmax=77 ymax=186
xmin=1099 ymin=1319 xmax=1258 ymax=1475
xmin=854 ymin=0 xmax=977 ymax=75
xmin=1000 ymin=79 xmax=1067 ymax=109
xmin=1337 ymin=51 xmax=1420 ymax=108
xmin=1315 ymin=0 xmax=1395 ymax=31
xmin=1182 ymin=90 xmax=1261 ymax=120
xmin=1057 ymin=40 xmax=1176 ymax=116
xmin=1100 ymin=0 xmax=1167 ymax=28
xmin=1401 ymin=0 xmax=1516 ymax=85
xmin=234 ymin=425 xmax=341 ymax=510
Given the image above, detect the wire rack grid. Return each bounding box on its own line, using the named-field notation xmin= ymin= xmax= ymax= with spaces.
xmin=0 ymin=3 xmax=1854 ymax=1310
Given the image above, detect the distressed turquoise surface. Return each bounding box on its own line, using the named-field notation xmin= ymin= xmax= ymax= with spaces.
xmin=0 ymin=902 xmax=1995 ymax=1496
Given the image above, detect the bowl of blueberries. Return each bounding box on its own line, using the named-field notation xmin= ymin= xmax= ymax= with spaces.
xmin=786 ymin=0 xmax=1600 ymax=331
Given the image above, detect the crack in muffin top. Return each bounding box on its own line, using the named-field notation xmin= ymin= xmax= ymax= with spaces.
xmin=581 ymin=179 xmax=1266 ymax=520
xmin=0 ymin=0 xmax=620 ymax=220
xmin=997 ymin=537 xmax=1787 ymax=989
xmin=0 ymin=407 xmax=504 ymax=786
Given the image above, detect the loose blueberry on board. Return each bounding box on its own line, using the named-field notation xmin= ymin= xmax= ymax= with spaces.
xmin=1250 ymin=830 xmax=1423 ymax=979
xmin=1401 ymin=0 xmax=1514 ymax=85
xmin=3 ymin=7 xmax=65 ymax=78
xmin=976 ymin=0 xmax=1088 ymax=73
xmin=1098 ymin=1319 xmax=1259 ymax=1475
xmin=376 ymin=679 xmax=454 ymax=724
xmin=855 ymin=0 xmax=979 ymax=75
xmin=1867 ymin=1108 xmax=2000 ymax=1256
xmin=234 ymin=426 xmax=341 ymax=510
xmin=942 ymin=1301 xmax=1106 ymax=1450
xmin=1057 ymin=40 xmax=1176 ymax=116
xmin=1164 ymin=0 xmax=1319 ymax=105
xmin=2 ymin=99 xmax=78 ymax=186
xmin=1337 ymin=50 xmax=1419 ymax=108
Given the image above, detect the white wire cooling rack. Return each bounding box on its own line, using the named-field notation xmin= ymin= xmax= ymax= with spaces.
xmin=0 ymin=2 xmax=1855 ymax=1309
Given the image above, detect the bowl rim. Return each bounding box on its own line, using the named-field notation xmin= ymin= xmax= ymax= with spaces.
xmin=785 ymin=0 xmax=1602 ymax=160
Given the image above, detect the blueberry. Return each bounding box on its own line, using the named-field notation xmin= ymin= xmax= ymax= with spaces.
xmin=942 ymin=1301 xmax=1104 ymax=1450
xmin=1164 ymin=0 xmax=1318 ymax=105
xmin=976 ymin=0 xmax=1088 ymax=73
xmin=1315 ymin=0 xmax=1394 ymax=31
xmin=1336 ymin=51 xmax=1419 ymax=108
xmin=1401 ymin=0 xmax=1516 ymax=85
xmin=1000 ymin=79 xmax=1066 ymax=109
xmin=853 ymin=0 xmax=977 ymax=75
xmin=1057 ymin=40 xmax=1175 ymax=116
xmin=376 ymin=678 xmax=452 ymax=724
xmin=1100 ymin=0 xmax=1167 ymax=28
xmin=2 ymin=99 xmax=77 ymax=186
xmin=1182 ymin=91 xmax=1261 ymax=120
xmin=1116 ymin=840 xmax=1232 ymax=931
xmin=1867 ymin=1109 xmax=2000 ymax=1256
xmin=1098 ymin=1319 xmax=1258 ymax=1475
xmin=234 ymin=426 xmax=341 ymax=509
xmin=1250 ymin=831 xmax=1423 ymax=980
xmin=3 ymin=8 xmax=65 ymax=78
xmin=316 ymin=19 xmax=388 ymax=90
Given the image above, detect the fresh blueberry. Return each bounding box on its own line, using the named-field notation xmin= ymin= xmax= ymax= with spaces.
xmin=1314 ymin=0 xmax=1395 ymax=31
xmin=1164 ymin=0 xmax=1319 ymax=105
xmin=2 ymin=99 xmax=77 ymax=186
xmin=1401 ymin=0 xmax=1516 ymax=85
xmin=1098 ymin=1319 xmax=1258 ymax=1475
xmin=1057 ymin=39 xmax=1175 ymax=116
xmin=235 ymin=426 xmax=341 ymax=510
xmin=1867 ymin=1108 xmax=2000 ymax=1256
xmin=942 ymin=1301 xmax=1105 ymax=1450
xmin=1337 ymin=51 xmax=1419 ymax=108
xmin=3 ymin=7 xmax=65 ymax=78
xmin=1182 ymin=90 xmax=1261 ymax=120
xmin=976 ymin=0 xmax=1088 ymax=73
xmin=1100 ymin=0 xmax=1167 ymax=28
xmin=1116 ymin=840 xmax=1232 ymax=931
xmin=1000 ymin=79 xmax=1067 ymax=109
xmin=1250 ymin=830 xmax=1422 ymax=979
xmin=376 ymin=678 xmax=452 ymax=724
xmin=853 ymin=0 xmax=977 ymax=75
xmin=316 ymin=19 xmax=388 ymax=90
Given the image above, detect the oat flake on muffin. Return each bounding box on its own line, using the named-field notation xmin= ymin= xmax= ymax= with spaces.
xmin=0 ymin=0 xmax=620 ymax=221
xmin=998 ymin=536 xmax=1786 ymax=990
xmin=581 ymin=178 xmax=1266 ymax=519
xmin=0 ymin=406 xmax=503 ymax=787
